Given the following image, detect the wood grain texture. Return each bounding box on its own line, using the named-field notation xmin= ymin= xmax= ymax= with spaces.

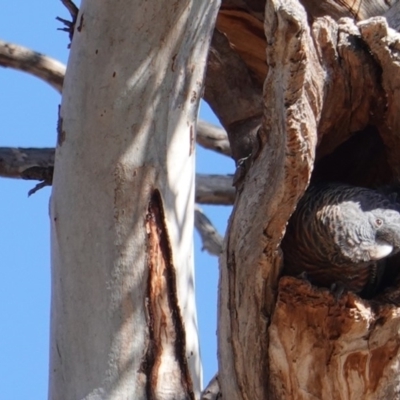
xmin=270 ymin=277 xmax=400 ymax=400
xmin=219 ymin=1 xmax=320 ymax=399
xmin=218 ymin=2 xmax=400 ymax=399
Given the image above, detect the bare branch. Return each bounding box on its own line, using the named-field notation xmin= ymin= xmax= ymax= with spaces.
xmin=194 ymin=206 xmax=224 ymax=256
xmin=197 ymin=120 xmax=231 ymax=157
xmin=0 ymin=147 xmax=235 ymax=205
xmin=195 ymin=173 xmax=235 ymax=205
xmin=0 ymin=40 xmax=65 ymax=93
xmin=27 ymin=180 xmax=52 ymax=196
xmin=0 ymin=147 xmax=55 ymax=178
xmin=60 ymin=0 xmax=79 ymax=20
xmin=57 ymin=0 xmax=80 ymax=45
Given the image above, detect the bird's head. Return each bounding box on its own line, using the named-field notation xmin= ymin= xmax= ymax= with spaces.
xmin=368 ymin=208 xmax=400 ymax=259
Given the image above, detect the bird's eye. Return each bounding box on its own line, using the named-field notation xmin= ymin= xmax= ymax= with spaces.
xmin=375 ymin=218 xmax=383 ymax=226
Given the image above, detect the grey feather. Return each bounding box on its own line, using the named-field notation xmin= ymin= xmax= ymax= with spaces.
xmin=282 ymin=183 xmax=400 ymax=297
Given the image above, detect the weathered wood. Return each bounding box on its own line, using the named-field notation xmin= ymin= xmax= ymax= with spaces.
xmin=218 ymin=0 xmax=321 ymax=398
xmin=216 ymin=9 xmax=267 ymax=84
xmin=299 ymin=0 xmax=398 ymax=21
xmin=216 ymin=1 xmax=399 ymax=93
xmin=0 ymin=147 xmax=55 ymax=178
xmin=205 ymin=29 xmax=263 ymax=161
xmin=211 ymin=1 xmax=399 ymax=168
xmin=270 ymin=277 xmax=400 ymax=400
xmin=312 ymin=17 xmax=382 ymax=161
xmin=219 ymin=1 xmax=400 ymax=399
xmin=221 ymin=0 xmax=265 ymax=19
xmin=358 ymin=16 xmax=400 ymax=175
xmin=4 ymin=1 xmax=400 ymax=399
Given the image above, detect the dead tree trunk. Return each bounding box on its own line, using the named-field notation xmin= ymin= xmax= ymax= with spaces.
xmin=217 ymin=0 xmax=400 ymax=399
xmin=49 ymin=1 xmax=219 ymax=399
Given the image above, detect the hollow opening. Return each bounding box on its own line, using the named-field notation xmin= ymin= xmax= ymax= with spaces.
xmin=312 ymin=125 xmax=393 ymax=188
xmin=282 ymin=125 xmax=400 ymax=302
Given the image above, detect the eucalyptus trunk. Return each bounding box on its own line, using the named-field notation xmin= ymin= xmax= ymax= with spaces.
xmin=49 ymin=1 xmax=220 ymax=398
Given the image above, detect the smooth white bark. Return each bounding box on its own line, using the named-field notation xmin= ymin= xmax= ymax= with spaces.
xmin=49 ymin=1 xmax=219 ymax=399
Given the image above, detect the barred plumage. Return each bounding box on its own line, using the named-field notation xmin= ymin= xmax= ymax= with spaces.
xmin=282 ymin=183 xmax=400 ymax=297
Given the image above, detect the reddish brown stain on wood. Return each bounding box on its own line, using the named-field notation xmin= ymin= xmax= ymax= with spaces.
xmin=216 ymin=9 xmax=267 ymax=84
xmin=142 ymin=189 xmax=194 ymax=400
xmin=344 ymin=352 xmax=368 ymax=383
xmin=369 ymin=342 xmax=400 ymax=391
xmin=270 ymin=277 xmax=400 ymax=398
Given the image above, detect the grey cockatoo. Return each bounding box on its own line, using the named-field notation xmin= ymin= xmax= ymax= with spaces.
xmin=282 ymin=183 xmax=400 ymax=297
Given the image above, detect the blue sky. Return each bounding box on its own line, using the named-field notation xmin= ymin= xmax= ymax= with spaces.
xmin=0 ymin=2 xmax=233 ymax=398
